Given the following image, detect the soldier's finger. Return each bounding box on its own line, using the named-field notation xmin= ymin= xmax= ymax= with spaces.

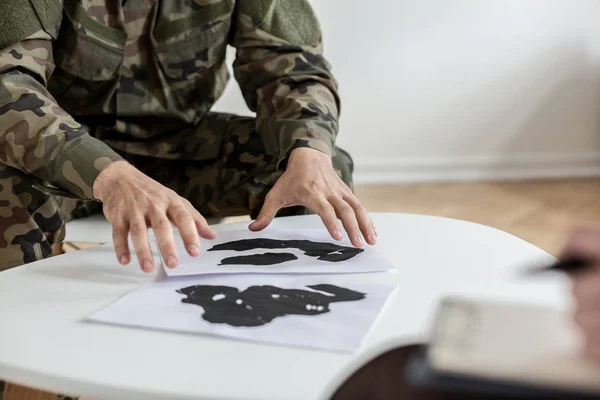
xmin=306 ymin=196 xmax=342 ymax=241
xmin=182 ymin=199 xmax=216 ymax=240
xmin=129 ymin=217 xmax=154 ymax=272
xmin=330 ymin=196 xmax=362 ymax=248
xmin=166 ymin=203 xmax=198 ymax=260
xmin=151 ymin=213 xmax=178 ymax=269
xmin=112 ymin=221 xmax=130 ymax=265
xmin=249 ymin=190 xmax=282 ymax=231
xmin=344 ymin=193 xmax=376 ymax=245
xmin=196 ymin=217 xmax=217 ymax=240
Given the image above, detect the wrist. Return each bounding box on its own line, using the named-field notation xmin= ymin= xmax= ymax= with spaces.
xmin=288 ymin=147 xmax=331 ymax=167
xmin=93 ymin=160 xmax=128 ymax=200
xmin=289 ymin=147 xmax=331 ymax=163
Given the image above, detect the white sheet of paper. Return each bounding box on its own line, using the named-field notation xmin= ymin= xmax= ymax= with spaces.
xmin=160 ymin=228 xmax=395 ymax=277
xmin=88 ymin=275 xmax=397 ymax=353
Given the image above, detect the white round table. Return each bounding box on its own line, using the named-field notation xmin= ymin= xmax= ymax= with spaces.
xmin=0 ymin=213 xmax=570 ymax=400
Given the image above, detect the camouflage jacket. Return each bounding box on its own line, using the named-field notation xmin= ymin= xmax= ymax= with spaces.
xmin=0 ymin=0 xmax=340 ymax=200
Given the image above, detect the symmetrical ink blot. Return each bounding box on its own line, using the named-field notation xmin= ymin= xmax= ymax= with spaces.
xmin=177 ymin=284 xmax=366 ymax=327
xmin=208 ymin=238 xmax=364 ymax=266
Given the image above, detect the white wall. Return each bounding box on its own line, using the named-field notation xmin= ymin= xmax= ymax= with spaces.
xmin=213 ymin=0 xmax=600 ymax=184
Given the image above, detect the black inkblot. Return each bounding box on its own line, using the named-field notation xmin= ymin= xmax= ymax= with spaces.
xmin=177 ymin=284 xmax=366 ymax=327
xmin=208 ymin=238 xmax=364 ymax=266
xmin=220 ymin=252 xmax=298 ymax=266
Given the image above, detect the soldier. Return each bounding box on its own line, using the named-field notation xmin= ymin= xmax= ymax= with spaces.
xmin=0 ymin=0 xmax=378 ymax=272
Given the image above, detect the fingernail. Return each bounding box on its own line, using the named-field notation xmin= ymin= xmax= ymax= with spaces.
xmin=370 ymin=232 xmax=378 ymax=242
xmin=356 ymin=235 xmax=363 ymax=246
xmin=143 ymin=260 xmax=153 ymax=272
xmin=334 ymin=230 xmax=343 ymax=240
xmin=188 ymin=245 xmax=200 ymax=256
xmin=119 ymin=255 xmax=128 ymax=264
xmin=167 ymin=256 xmax=177 ymax=268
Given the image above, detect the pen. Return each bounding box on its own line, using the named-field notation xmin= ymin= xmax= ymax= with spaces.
xmin=525 ymin=257 xmax=593 ymax=275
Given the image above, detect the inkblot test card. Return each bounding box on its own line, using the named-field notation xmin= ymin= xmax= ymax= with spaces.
xmin=89 ymin=228 xmax=397 ymax=352
xmin=158 ymin=228 xmax=396 ymax=277
xmin=88 ymin=275 xmax=397 ymax=353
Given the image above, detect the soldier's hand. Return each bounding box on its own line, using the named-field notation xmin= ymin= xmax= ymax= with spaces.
xmin=93 ymin=161 xmax=216 ymax=272
xmin=561 ymin=224 xmax=600 ymax=363
xmin=249 ymin=147 xmax=376 ymax=248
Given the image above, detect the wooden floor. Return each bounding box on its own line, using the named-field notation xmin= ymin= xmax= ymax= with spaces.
xmin=7 ymin=178 xmax=600 ymax=399
xmin=212 ymin=179 xmax=600 ymax=255
xmin=355 ymin=178 xmax=600 ymax=256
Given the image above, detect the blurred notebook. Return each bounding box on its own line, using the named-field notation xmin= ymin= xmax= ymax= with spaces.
xmin=406 ymin=297 xmax=600 ymax=397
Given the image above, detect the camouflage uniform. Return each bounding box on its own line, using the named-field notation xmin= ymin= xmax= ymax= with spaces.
xmin=0 ymin=0 xmax=353 ymax=270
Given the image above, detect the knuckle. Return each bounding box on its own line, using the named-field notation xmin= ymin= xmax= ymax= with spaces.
xmin=165 ymin=188 xmax=179 ymax=198
xmin=113 ymin=238 xmax=128 ymax=250
xmin=139 ymin=191 xmax=155 ymax=203
xmin=114 ymin=245 xmax=129 ymax=256
xmin=130 ymin=222 xmax=147 ymax=236
xmin=112 ymin=225 xmax=128 ymax=237
xmin=338 ymin=202 xmax=354 ymax=216
xmin=152 ymin=193 xmax=170 ymax=206
xmin=335 ymin=187 xmax=347 ymax=198
xmin=159 ymin=243 xmax=175 ymax=255
xmin=195 ymin=212 xmax=207 ymax=223
xmin=194 ymin=217 xmax=207 ymax=228
xmin=343 ymin=220 xmax=359 ymax=232
xmin=346 ymin=197 xmax=363 ymax=212
xmin=320 ymin=203 xmax=335 ymax=216
xmin=163 ymin=191 xmax=179 ymax=204
xmin=355 ymin=203 xmax=368 ymax=215
xmin=258 ymin=209 xmax=273 ymax=220
xmin=148 ymin=202 xmax=163 ymax=214
xmin=301 ymin=179 xmax=322 ymax=195
xmin=265 ymin=191 xmax=278 ymax=204
xmin=112 ymin=239 xmax=127 ymax=251
xmin=323 ymin=191 xmax=339 ymax=202
xmin=173 ymin=207 xmax=193 ymax=223
xmin=152 ymin=218 xmax=170 ymax=230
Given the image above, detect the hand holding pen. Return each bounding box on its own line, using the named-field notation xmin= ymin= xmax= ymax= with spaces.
xmin=535 ymin=224 xmax=600 ymax=364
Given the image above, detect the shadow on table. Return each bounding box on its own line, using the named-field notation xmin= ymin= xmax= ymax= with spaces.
xmin=32 ymin=263 xmax=153 ymax=284
xmin=32 ymin=246 xmax=158 ymax=285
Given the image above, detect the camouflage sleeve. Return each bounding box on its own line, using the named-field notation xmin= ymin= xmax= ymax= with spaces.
xmin=0 ymin=30 xmax=124 ymax=200
xmin=231 ymin=0 xmax=341 ymax=169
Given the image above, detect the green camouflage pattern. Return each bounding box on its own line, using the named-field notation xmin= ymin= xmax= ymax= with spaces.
xmin=0 ymin=115 xmax=353 ymax=269
xmin=0 ymin=0 xmax=349 ymax=270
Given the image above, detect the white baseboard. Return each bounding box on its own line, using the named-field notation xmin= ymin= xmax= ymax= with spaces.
xmin=353 ymin=153 xmax=600 ymax=184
